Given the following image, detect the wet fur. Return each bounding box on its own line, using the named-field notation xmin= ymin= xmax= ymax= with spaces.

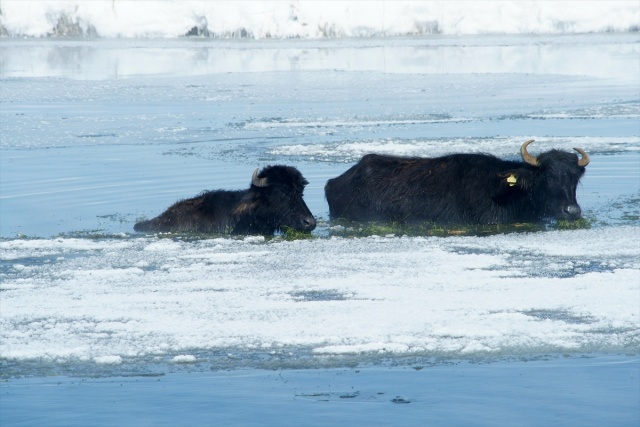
xmin=135 ymin=165 xmax=314 ymax=235
xmin=325 ymin=150 xmax=586 ymax=224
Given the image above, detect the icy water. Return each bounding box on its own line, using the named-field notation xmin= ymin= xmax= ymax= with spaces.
xmin=1 ymin=34 xmax=639 ymax=425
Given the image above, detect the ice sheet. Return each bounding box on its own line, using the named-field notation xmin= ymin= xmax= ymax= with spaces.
xmin=267 ymin=136 xmax=640 ymax=164
xmin=1 ymin=227 xmax=638 ymax=370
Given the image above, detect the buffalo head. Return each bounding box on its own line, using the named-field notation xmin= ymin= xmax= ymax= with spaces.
xmin=234 ymin=165 xmax=316 ymax=233
xmin=500 ymin=139 xmax=589 ymax=221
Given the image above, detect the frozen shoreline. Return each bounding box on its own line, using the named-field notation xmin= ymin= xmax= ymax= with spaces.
xmin=2 ymin=1 xmax=638 ymax=39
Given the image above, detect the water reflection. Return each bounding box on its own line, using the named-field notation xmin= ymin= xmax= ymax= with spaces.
xmin=1 ymin=34 xmax=638 ymax=82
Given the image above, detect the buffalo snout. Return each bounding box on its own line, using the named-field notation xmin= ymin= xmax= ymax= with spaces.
xmin=562 ymin=203 xmax=582 ymax=220
xmin=301 ymin=215 xmax=317 ymax=231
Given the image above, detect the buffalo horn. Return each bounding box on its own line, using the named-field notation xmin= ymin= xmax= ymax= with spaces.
xmin=252 ymin=169 xmax=269 ymax=187
xmin=573 ymin=148 xmax=590 ymax=167
xmin=520 ymin=139 xmax=539 ymax=167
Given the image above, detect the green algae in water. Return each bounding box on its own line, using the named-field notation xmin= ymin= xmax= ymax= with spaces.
xmin=550 ymin=217 xmax=593 ymax=230
xmin=327 ymin=220 xmax=545 ymax=238
xmin=327 ymin=216 xmax=594 ymax=238
xmin=278 ymin=226 xmax=316 ymax=241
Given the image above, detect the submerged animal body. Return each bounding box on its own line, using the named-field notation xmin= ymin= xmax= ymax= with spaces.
xmin=325 ymin=140 xmax=589 ymax=225
xmin=134 ymin=165 xmax=316 ymax=235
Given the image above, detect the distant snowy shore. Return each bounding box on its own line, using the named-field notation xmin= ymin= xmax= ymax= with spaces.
xmin=1 ymin=0 xmax=638 ymax=39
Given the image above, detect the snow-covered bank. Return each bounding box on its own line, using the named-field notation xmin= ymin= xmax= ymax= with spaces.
xmin=1 ymin=1 xmax=638 ymax=39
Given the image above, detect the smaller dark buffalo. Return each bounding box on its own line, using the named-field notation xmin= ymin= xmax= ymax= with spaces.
xmin=134 ymin=165 xmax=316 ymax=235
xmin=325 ymin=140 xmax=590 ymax=225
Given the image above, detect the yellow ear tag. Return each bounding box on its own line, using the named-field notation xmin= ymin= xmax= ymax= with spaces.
xmin=506 ymin=174 xmax=517 ymax=187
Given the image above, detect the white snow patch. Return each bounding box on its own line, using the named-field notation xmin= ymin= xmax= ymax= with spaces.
xmin=94 ymin=355 xmax=123 ymax=365
xmin=1 ymin=228 xmax=638 ymax=363
xmin=171 ymin=355 xmax=197 ymax=364
xmin=268 ymin=137 xmax=640 ymax=163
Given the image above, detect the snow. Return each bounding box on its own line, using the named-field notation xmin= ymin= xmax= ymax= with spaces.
xmin=94 ymin=355 xmax=123 ymax=365
xmin=1 ymin=1 xmax=638 ymax=38
xmin=1 ymin=227 xmax=638 ymax=366
xmin=171 ymin=355 xmax=197 ymax=364
xmin=268 ymin=136 xmax=640 ymax=164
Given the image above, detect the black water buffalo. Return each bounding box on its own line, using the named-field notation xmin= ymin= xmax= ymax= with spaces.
xmin=325 ymin=140 xmax=590 ymax=224
xmin=134 ymin=165 xmax=316 ymax=234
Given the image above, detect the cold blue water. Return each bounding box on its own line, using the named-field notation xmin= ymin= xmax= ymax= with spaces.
xmin=3 ymin=356 xmax=639 ymax=427
xmin=1 ymin=34 xmax=639 ymax=426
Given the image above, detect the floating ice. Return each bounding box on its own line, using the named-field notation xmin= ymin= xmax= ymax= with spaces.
xmin=268 ymin=136 xmax=640 ymax=163
xmin=172 ymin=355 xmax=197 ymax=364
xmin=1 ymin=226 xmax=638 ymax=369
xmin=94 ymin=355 xmax=123 ymax=365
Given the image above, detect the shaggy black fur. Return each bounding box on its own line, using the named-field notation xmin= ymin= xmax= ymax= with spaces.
xmin=325 ymin=147 xmax=587 ymax=224
xmin=135 ymin=165 xmax=316 ymax=234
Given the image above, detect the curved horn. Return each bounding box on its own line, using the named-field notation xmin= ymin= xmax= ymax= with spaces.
xmin=252 ymin=168 xmax=269 ymax=187
xmin=520 ymin=139 xmax=539 ymax=167
xmin=573 ymin=147 xmax=590 ymax=167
